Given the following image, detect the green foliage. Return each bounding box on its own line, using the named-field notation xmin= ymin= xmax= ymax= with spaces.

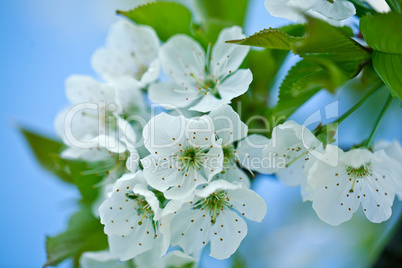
xmin=192 ymin=18 xmax=235 ymax=48
xmin=349 ymin=0 xmax=378 ymax=17
xmin=193 ymin=0 xmax=249 ymax=47
xmin=194 ymin=0 xmax=249 ymax=27
xmin=226 ymin=28 xmax=303 ymax=50
xmin=265 ymin=17 xmax=370 ymax=122
xmin=361 ymin=12 xmax=402 ymax=100
xmin=372 ymin=52 xmax=402 ymax=99
xmin=44 ymin=206 xmax=108 ymax=267
xmin=21 ymin=127 xmax=108 ymax=204
xmin=386 ymin=0 xmax=402 ymax=12
xmin=293 ymin=17 xmax=370 ymax=73
xmin=233 ymin=48 xmax=289 ymax=134
xmin=21 ymin=127 xmax=74 ymax=184
xmin=117 ymin=2 xmax=192 ymax=42
xmin=272 ymin=59 xmax=325 ymax=121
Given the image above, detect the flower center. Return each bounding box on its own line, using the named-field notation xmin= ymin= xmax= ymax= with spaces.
xmin=221 ymin=145 xmax=236 ymax=173
xmin=174 ymin=145 xmax=204 ymax=173
xmin=206 ymin=191 xmax=229 ymax=224
xmin=194 ymin=191 xmax=229 ymax=224
xmin=346 ymin=164 xmax=372 ymax=193
xmin=189 ymin=73 xmax=220 ymax=97
xmin=126 ymin=193 xmax=154 ymax=225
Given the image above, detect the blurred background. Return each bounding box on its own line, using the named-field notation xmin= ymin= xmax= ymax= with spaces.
xmin=1 ymin=0 xmax=401 ymax=267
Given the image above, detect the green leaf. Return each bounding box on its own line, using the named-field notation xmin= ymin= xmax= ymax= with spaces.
xmin=361 ymin=12 xmax=402 ymax=99
xmin=386 ymin=0 xmax=402 ymax=12
xmin=232 ymin=48 xmax=289 ymax=133
xmin=117 ymin=2 xmax=192 ymax=42
xmin=192 ymin=18 xmax=235 ymax=48
xmin=372 ymin=52 xmax=402 ymax=99
xmin=226 ymin=27 xmax=304 ymax=50
xmin=279 ymin=24 xmax=306 ymax=37
xmin=360 ymin=13 xmax=402 ymax=54
xmin=44 ymin=206 xmax=108 ymax=267
xmin=20 ymin=127 xmax=74 ymax=184
xmin=272 ymin=58 xmax=348 ymax=121
xmin=194 ymin=0 xmax=249 ymax=27
xmin=349 ymin=0 xmax=378 ymax=17
xmin=294 ymin=17 xmax=368 ymax=57
xmin=58 ymin=156 xmax=111 ymax=205
xmin=21 ymin=127 xmax=110 ymax=204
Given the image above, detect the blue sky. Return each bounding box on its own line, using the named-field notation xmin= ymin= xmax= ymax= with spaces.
xmin=1 ymin=0 xmax=401 ymax=267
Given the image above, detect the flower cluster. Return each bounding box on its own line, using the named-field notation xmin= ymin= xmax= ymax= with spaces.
xmin=262 ymin=121 xmax=402 ymax=226
xmin=56 ymin=19 xmax=266 ymax=266
xmin=52 ymin=1 xmax=402 ymax=266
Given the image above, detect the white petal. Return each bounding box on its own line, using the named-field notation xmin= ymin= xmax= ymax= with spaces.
xmin=108 ymin=218 xmax=155 ymax=261
xmin=195 ymin=180 xmax=241 ymax=198
xmin=209 ymin=104 xmax=248 ymax=144
xmin=98 ymin=172 xmax=146 ymax=236
xmin=375 ymin=140 xmax=402 ymax=165
xmin=185 ymin=116 xmax=217 ymax=149
xmin=313 ymin=0 xmax=356 ymax=20
xmin=140 ymin=58 xmax=161 ymax=86
xmin=341 ymin=148 xmax=372 ymax=169
xmin=112 ymin=77 xmax=144 ymax=115
xmin=159 ymin=34 xmax=205 ymax=85
xmin=264 ymin=0 xmax=315 ymax=22
xmin=142 ymin=155 xmax=182 ymax=192
xmin=80 ymin=250 xmax=127 ymax=268
xmin=308 ymin=159 xmax=360 ymax=226
xmin=170 ymin=207 xmax=211 ymax=256
xmin=55 ymin=106 xmax=102 ymax=146
xmin=189 ymin=94 xmax=230 ymax=113
xmin=276 ymin=157 xmax=307 ymax=187
xmin=209 ymin=209 xmax=247 ymax=260
xmin=60 ymin=146 xmax=110 ymax=161
xmin=360 ymin=178 xmax=394 ymax=223
xmin=226 ymin=187 xmax=267 ymax=222
xmin=263 ymin=120 xmax=322 ymax=174
xmin=65 ymin=75 xmax=115 ymax=104
xmin=162 ymin=197 xmax=192 ymax=217
xmin=148 ymin=81 xmax=200 ymax=109
xmin=126 ymin=149 xmax=140 ymax=172
xmin=133 ymin=184 xmax=161 ymax=220
xmin=218 ymin=164 xmax=251 ymax=188
xmin=203 ymin=146 xmax=224 ymax=181
xmin=92 ymin=21 xmax=160 ymax=82
xmin=210 ymin=26 xmax=249 ymax=79
xmin=237 ymin=134 xmax=271 ymax=174
xmin=94 ymin=134 xmax=127 ymax=153
xmin=218 ymin=69 xmax=252 ymax=101
xmin=142 ymin=113 xmax=186 ymax=155
xmin=164 ymin=167 xmax=207 ymax=200
xmin=160 ymin=251 xmax=196 ymax=267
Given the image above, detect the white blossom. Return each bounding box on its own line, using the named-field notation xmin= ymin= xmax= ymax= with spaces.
xmin=264 ymin=0 xmax=356 ymax=23
xmin=374 ymin=140 xmax=402 ymax=164
xmin=306 ymin=145 xmax=402 ymax=225
xmin=148 ymin=27 xmax=252 ymax=112
xmin=141 ymin=112 xmax=223 ymax=200
xmin=208 ymin=104 xmax=250 ymax=186
xmin=236 ymin=134 xmax=271 ymax=175
xmin=163 ymin=180 xmax=267 ymax=259
xmin=80 ymin=251 xmax=127 ymax=268
xmin=79 ymin=249 xmax=196 ymax=268
xmin=262 ymin=121 xmax=323 ymax=185
xmin=98 ymin=171 xmax=169 ymax=261
xmin=92 ymin=20 xmax=160 ymax=87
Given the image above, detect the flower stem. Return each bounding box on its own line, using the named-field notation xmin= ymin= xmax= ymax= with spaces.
xmin=332 ymin=81 xmax=383 ymax=125
xmin=366 ymin=94 xmax=393 ymax=147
